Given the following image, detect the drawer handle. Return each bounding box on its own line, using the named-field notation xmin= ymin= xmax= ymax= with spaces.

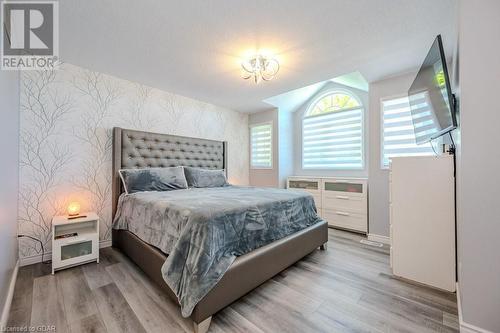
xmin=336 ymin=195 xmax=350 ymax=200
xmin=336 ymin=211 xmax=350 ymax=216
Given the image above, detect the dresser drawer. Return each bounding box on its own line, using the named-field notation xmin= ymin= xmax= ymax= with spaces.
xmin=322 ymin=195 xmax=366 ymax=213
xmin=323 ymin=209 xmax=367 ymax=232
xmin=289 ymin=190 xmax=321 ymax=209
xmin=322 ymin=180 xmax=366 ymax=198
xmin=312 ymin=194 xmax=321 ymax=209
xmin=288 ymin=179 xmax=321 ymax=191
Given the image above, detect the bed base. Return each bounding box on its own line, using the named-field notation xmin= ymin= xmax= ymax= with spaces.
xmin=194 ymin=317 xmax=211 ymax=333
xmin=112 ymin=220 xmax=328 ymax=331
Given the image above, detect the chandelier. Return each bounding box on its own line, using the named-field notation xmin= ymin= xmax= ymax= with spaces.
xmin=241 ymin=55 xmax=279 ymax=83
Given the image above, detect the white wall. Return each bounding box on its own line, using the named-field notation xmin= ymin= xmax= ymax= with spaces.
xmin=249 ymin=109 xmax=279 ymax=188
xmin=457 ymin=1 xmax=500 ymax=331
xmin=0 ymin=71 xmax=20 ymax=319
xmin=293 ymin=82 xmax=369 ymax=178
xmin=367 ymin=72 xmax=416 ymax=237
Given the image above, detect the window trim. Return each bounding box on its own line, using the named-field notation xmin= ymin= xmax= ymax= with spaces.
xmin=249 ymin=121 xmax=273 ymax=170
xmin=379 ymin=94 xmax=435 ymax=170
xmin=301 ymin=89 xmax=365 ymax=170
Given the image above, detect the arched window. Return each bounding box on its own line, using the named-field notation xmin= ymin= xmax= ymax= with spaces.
xmin=302 ymin=91 xmax=364 ymax=169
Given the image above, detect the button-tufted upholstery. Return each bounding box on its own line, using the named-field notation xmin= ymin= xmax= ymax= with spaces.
xmin=112 ymin=127 xmax=227 ymax=218
xmin=121 ymin=129 xmax=224 ymax=170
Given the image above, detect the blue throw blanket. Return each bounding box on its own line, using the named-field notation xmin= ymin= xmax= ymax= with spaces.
xmin=113 ymin=186 xmax=323 ymax=317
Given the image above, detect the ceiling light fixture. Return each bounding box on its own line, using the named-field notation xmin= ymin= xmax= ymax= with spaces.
xmin=241 ymin=55 xmax=279 ymax=84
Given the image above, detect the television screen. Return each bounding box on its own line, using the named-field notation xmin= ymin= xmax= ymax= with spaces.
xmin=408 ymin=35 xmax=456 ymax=144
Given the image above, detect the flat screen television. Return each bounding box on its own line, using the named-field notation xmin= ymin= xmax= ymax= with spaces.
xmin=408 ymin=35 xmax=457 ymax=144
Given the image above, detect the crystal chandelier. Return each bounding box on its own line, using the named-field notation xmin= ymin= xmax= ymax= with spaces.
xmin=241 ymin=55 xmax=279 ymax=83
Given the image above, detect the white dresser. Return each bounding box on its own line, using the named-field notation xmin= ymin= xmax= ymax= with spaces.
xmin=286 ymin=177 xmax=322 ymax=215
xmin=390 ymin=155 xmax=455 ymax=292
xmin=287 ymin=176 xmax=368 ymax=233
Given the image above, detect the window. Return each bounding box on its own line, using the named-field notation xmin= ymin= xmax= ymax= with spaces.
xmin=381 ymin=96 xmax=435 ymax=168
xmin=302 ymin=91 xmax=364 ymax=169
xmin=250 ymin=122 xmax=273 ymax=168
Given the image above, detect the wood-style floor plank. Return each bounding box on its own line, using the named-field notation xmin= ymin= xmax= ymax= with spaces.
xmin=8 ymin=229 xmax=459 ymax=333
xmin=82 ymin=261 xmax=113 ymax=290
xmin=104 ymin=248 xmax=194 ymax=333
xmin=92 ymin=283 xmax=147 ymax=333
xmin=106 ymin=262 xmax=186 ymax=333
xmin=56 ymin=267 xmax=100 ymax=325
xmin=210 ymin=307 xmax=265 ymax=333
xmin=68 ymin=314 xmax=106 ymax=333
xmin=30 ymin=274 xmax=69 ymax=332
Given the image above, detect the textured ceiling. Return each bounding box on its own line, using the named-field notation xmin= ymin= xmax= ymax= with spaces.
xmin=264 ymin=71 xmax=369 ymax=113
xmin=59 ymin=0 xmax=457 ymax=113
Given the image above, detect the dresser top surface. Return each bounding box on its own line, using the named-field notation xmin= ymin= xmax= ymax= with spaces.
xmin=288 ymin=176 xmax=368 ymax=181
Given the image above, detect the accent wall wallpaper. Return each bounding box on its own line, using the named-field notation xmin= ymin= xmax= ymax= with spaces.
xmin=18 ymin=63 xmax=249 ymax=260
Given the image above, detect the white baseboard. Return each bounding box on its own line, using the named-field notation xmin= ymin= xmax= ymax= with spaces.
xmin=367 ymin=233 xmax=390 ymax=245
xmin=456 ymin=282 xmax=494 ymax=333
xmin=20 ymin=239 xmax=112 ymax=267
xmin=0 ymin=259 xmax=19 ymax=328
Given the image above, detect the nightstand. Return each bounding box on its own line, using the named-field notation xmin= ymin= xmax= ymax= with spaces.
xmin=51 ymin=212 xmax=100 ymax=274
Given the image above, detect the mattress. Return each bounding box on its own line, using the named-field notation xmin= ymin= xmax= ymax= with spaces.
xmin=113 ymin=185 xmax=323 ymax=317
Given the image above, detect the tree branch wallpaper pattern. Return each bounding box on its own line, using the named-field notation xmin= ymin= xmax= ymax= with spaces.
xmin=19 ymin=63 xmax=249 ymax=259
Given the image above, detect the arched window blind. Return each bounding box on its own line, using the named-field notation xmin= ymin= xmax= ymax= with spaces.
xmin=302 ymin=92 xmax=364 ymax=169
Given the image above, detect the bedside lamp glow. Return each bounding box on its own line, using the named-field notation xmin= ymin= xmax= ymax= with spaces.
xmin=67 ymin=202 xmax=81 ymax=216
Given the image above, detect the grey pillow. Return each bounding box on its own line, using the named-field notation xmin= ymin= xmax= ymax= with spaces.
xmin=184 ymin=167 xmax=228 ymax=188
xmin=119 ymin=166 xmax=188 ymax=194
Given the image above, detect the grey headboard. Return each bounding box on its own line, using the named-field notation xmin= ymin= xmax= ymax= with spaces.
xmin=112 ymin=127 xmax=227 ymax=218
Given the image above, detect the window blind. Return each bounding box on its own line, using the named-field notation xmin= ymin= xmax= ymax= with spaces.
xmin=408 ymin=91 xmax=441 ymax=143
xmin=382 ymin=96 xmax=435 ymax=167
xmin=250 ymin=123 xmax=272 ymax=168
xmin=302 ymin=107 xmax=363 ymax=169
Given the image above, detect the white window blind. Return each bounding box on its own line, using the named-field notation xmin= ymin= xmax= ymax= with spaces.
xmin=382 ymin=96 xmax=435 ymax=167
xmin=408 ymin=91 xmax=441 ymax=143
xmin=302 ymin=106 xmax=364 ymax=169
xmin=250 ymin=123 xmax=272 ymax=168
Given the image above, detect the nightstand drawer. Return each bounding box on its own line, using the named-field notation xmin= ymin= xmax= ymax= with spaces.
xmin=62 ymin=239 xmax=93 ymax=259
xmin=53 ymin=234 xmax=99 ymax=268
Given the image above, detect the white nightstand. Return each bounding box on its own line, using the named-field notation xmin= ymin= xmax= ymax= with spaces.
xmin=51 ymin=212 xmax=100 ymax=274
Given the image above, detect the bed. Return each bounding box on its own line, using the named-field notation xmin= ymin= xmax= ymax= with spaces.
xmin=111 ymin=127 xmax=328 ymax=333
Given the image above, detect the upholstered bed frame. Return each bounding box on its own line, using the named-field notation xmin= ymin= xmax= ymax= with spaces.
xmin=111 ymin=127 xmax=328 ymax=333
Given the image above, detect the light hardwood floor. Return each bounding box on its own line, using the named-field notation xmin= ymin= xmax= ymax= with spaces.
xmin=7 ymin=229 xmax=459 ymax=333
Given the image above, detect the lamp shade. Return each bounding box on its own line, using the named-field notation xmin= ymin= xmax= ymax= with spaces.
xmin=67 ymin=202 xmax=81 ymax=216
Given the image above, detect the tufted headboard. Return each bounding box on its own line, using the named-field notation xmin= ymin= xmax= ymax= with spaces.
xmin=111 ymin=127 xmax=227 ymax=218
